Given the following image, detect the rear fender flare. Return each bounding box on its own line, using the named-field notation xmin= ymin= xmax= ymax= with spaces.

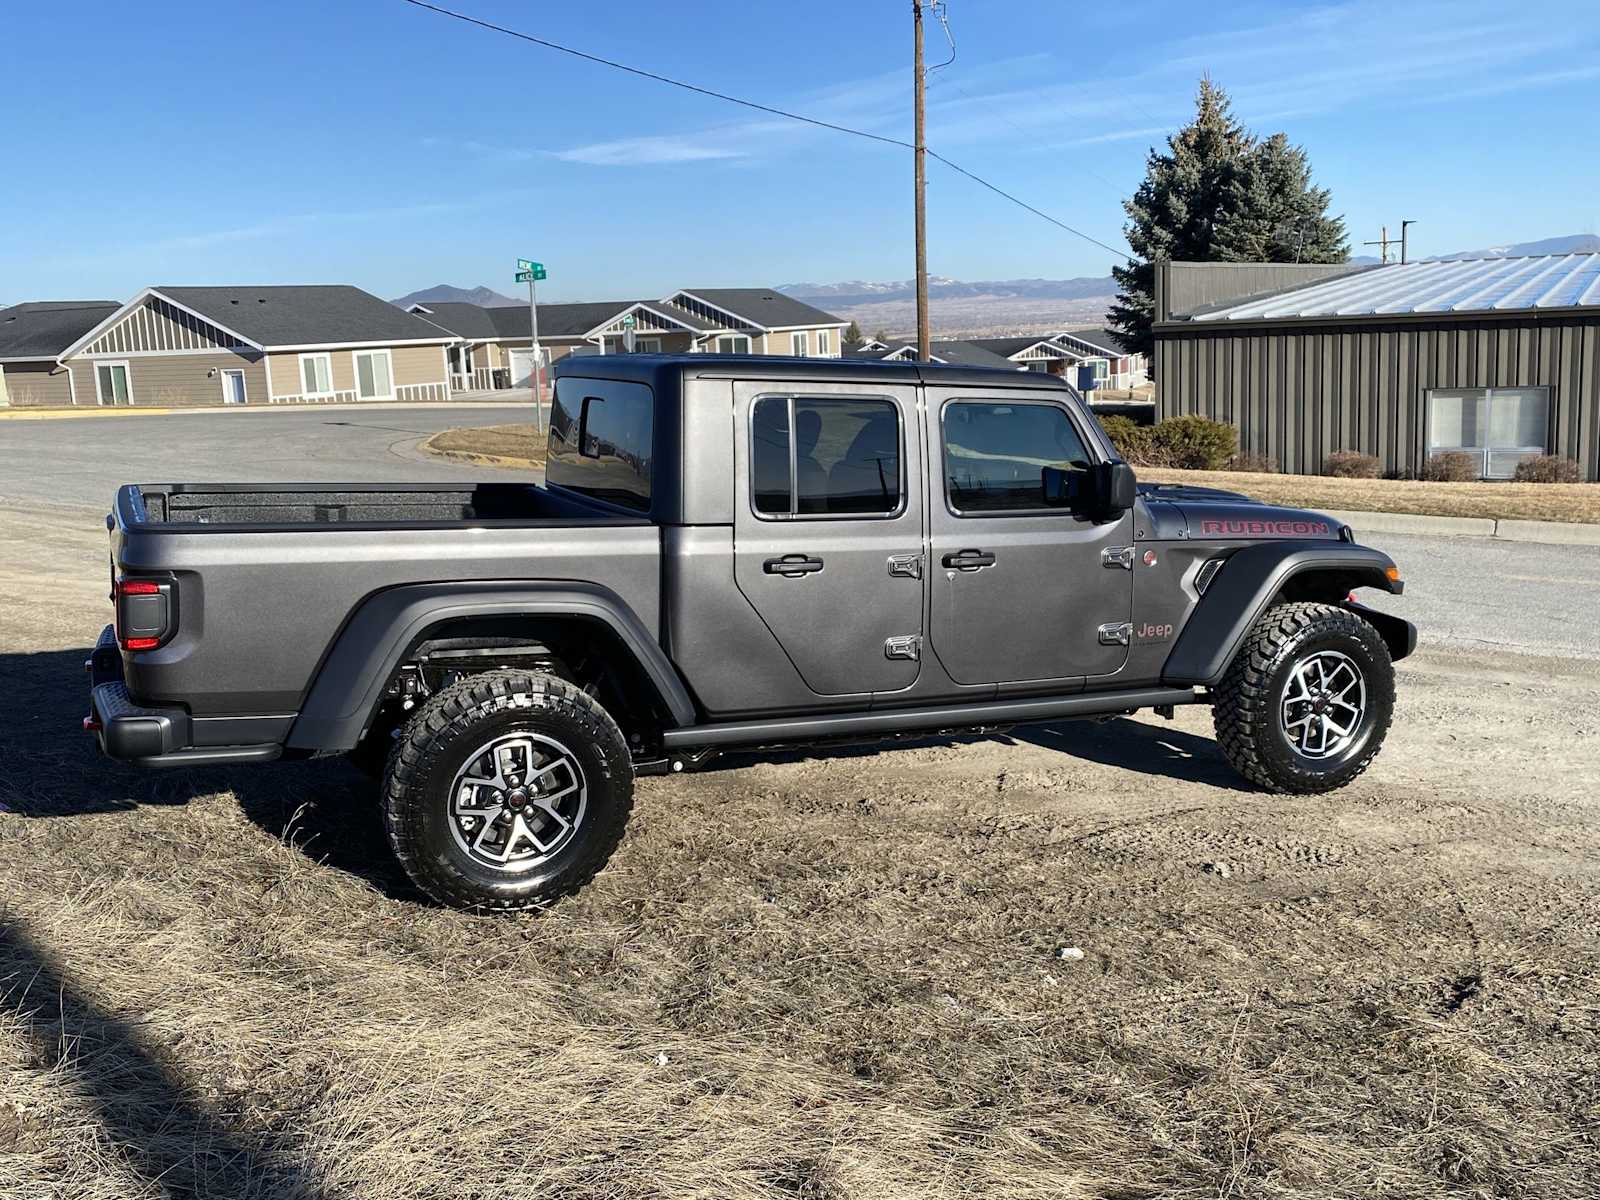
xmin=1161 ymin=542 xmax=1408 ymax=686
xmin=285 ymin=582 xmax=696 ymax=751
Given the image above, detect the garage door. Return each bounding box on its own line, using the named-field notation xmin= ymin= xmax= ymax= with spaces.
xmin=508 ymin=348 xmax=546 ymax=387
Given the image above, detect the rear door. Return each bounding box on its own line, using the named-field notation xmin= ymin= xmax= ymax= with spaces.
xmin=732 ymin=380 xmax=924 ymax=697
xmin=926 ymin=387 xmax=1133 ymax=688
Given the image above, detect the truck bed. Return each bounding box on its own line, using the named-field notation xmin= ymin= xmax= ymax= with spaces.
xmin=128 ymin=481 xmax=603 ymax=529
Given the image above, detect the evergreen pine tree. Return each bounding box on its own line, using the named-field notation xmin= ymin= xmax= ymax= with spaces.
xmin=843 ymin=319 xmax=864 ymax=348
xmin=1216 ymin=133 xmax=1349 ymax=263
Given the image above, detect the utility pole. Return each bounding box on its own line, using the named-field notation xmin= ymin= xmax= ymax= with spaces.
xmin=1363 ymin=225 xmax=1395 ymax=264
xmin=912 ymin=0 xmax=930 ymax=360
xmin=1400 ymin=219 xmax=1416 ymax=264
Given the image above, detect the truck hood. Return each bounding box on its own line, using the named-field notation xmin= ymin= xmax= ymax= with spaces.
xmin=1137 ymin=481 xmax=1344 ymax=541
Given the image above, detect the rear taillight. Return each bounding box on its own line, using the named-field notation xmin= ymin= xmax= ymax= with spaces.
xmin=113 ymin=577 xmax=175 ymax=651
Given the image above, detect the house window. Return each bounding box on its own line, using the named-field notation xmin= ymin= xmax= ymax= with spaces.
xmin=715 ymin=334 xmax=752 ymax=354
xmin=1426 ymin=387 xmax=1550 ymax=479
xmin=751 ymin=395 xmax=902 ymax=517
xmin=636 ymin=337 xmax=662 ymax=353
xmin=95 ymin=361 xmax=131 ymax=406
xmin=300 ymin=353 xmax=333 ymax=397
xmin=353 ymin=349 xmax=394 ymax=401
xmin=817 ymin=330 xmax=832 ymax=357
xmin=791 ymin=332 xmax=810 ymax=357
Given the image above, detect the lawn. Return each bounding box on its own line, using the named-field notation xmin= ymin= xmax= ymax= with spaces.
xmin=423 ymin=423 xmax=545 ymax=467
xmin=1138 ymin=467 xmax=1600 ymax=524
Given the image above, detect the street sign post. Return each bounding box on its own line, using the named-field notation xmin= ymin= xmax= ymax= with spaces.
xmin=515 ymin=259 xmax=548 ymax=431
xmin=621 ymin=312 xmax=636 ymax=353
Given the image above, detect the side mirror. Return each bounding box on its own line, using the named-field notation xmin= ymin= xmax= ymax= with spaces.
xmin=1101 ymin=460 xmax=1137 ymax=517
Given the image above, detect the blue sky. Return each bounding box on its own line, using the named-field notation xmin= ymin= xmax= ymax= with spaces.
xmin=6 ymin=0 xmax=1599 ymax=303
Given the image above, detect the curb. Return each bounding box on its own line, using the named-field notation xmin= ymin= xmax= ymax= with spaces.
xmin=1326 ymin=509 xmax=1600 ymax=547
xmin=418 ymin=433 xmax=544 ymax=472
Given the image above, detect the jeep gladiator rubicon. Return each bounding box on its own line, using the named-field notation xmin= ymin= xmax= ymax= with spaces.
xmin=88 ymin=355 xmax=1415 ymax=911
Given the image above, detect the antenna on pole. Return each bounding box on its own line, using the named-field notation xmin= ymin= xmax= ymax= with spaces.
xmin=1363 ymin=225 xmax=1395 ymax=264
xmin=912 ymin=0 xmax=930 ymax=360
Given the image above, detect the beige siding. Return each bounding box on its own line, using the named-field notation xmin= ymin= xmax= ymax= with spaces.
xmin=760 ymin=325 xmax=845 ymax=357
xmin=67 ymin=351 xmax=267 ymax=407
xmin=0 ymin=361 xmax=76 ymax=407
xmin=266 ymin=345 xmax=449 ymax=402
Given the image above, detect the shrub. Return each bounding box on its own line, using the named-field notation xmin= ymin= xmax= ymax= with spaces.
xmin=1513 ymin=455 xmax=1581 ymax=484
xmin=1324 ymin=450 xmax=1381 ymax=479
xmin=1228 ymin=451 xmax=1279 ymax=474
xmin=1098 ymin=415 xmax=1155 ymax=464
xmin=1422 ymin=451 xmax=1481 ymax=482
xmin=1146 ymin=415 xmax=1237 ymax=470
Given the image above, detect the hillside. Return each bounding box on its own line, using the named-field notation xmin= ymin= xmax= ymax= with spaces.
xmin=391 ymin=284 xmax=519 ymax=308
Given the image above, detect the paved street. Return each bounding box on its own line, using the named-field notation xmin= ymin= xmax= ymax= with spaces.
xmin=0 ymin=403 xmax=534 ymax=507
xmin=2 ymin=404 xmax=1597 ymax=663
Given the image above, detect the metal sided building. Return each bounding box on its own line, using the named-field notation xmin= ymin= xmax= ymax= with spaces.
xmin=1153 ymin=254 xmax=1600 ymax=480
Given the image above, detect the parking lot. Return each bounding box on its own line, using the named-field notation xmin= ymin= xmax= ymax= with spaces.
xmin=2 ymin=407 xmax=1598 ymax=1197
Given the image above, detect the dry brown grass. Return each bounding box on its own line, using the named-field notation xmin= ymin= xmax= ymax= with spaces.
xmin=423 ymin=424 xmax=546 ymax=468
xmin=4 ymin=508 xmax=1600 ymax=1198
xmin=1140 ymin=467 xmax=1600 ymax=524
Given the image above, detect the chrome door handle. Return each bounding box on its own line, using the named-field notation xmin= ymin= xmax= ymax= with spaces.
xmin=887 ymin=552 xmax=922 ymax=579
xmin=942 ymin=549 xmax=996 ymax=570
xmin=763 ymin=554 xmax=824 ymax=576
xmin=1102 ymin=546 xmax=1135 ymax=569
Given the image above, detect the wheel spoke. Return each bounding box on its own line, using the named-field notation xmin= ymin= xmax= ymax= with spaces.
xmin=448 ymin=732 xmax=589 ymax=872
xmin=1279 ymin=649 xmax=1367 ymax=760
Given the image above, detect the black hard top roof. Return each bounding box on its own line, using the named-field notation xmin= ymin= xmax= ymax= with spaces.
xmin=551 ymin=351 xmax=1076 ymax=392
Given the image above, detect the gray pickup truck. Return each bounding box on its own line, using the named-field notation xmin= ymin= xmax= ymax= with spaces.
xmin=88 ymin=354 xmax=1414 ymax=911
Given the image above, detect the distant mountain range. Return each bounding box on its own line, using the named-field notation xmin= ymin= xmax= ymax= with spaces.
xmin=391 ymin=283 xmax=520 ymax=308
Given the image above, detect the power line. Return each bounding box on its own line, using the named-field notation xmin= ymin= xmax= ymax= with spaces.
xmin=398 ymin=0 xmax=1127 ymax=258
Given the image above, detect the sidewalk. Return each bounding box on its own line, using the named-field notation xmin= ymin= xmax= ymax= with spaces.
xmin=0 ymin=395 xmax=535 ymax=420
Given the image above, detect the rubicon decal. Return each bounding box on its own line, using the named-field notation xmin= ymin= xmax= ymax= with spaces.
xmin=1200 ymin=518 xmax=1333 ymax=537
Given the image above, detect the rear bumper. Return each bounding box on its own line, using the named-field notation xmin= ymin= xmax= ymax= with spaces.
xmin=86 ymin=625 xmax=282 ymax=768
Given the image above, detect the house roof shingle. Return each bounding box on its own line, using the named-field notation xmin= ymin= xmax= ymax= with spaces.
xmin=407 ymin=301 xmax=503 ymax=339
xmin=847 ymin=339 xmax=1020 ymax=370
xmin=0 ymin=301 xmax=120 ymax=360
xmin=157 ymin=285 xmax=451 ymax=347
xmin=969 ymin=336 xmax=1079 ymax=360
xmin=1055 ymin=327 xmax=1134 ymax=356
xmin=674 ymin=288 xmax=845 ymax=329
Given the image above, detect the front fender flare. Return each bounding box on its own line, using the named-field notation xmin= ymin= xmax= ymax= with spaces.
xmin=1161 ymin=542 xmax=1406 ymax=687
xmin=285 ymin=581 xmax=697 ymax=752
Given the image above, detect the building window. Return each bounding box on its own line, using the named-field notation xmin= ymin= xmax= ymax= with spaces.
xmin=943 ymin=401 xmax=1093 ymax=514
xmin=353 ymin=349 xmax=394 ymax=401
xmin=791 ymin=331 xmax=810 ymax=357
xmin=816 ymin=330 xmax=832 ymax=357
xmin=95 ymin=361 xmax=131 ymax=406
xmin=715 ymin=334 xmax=752 ymax=354
xmin=300 ymin=353 xmax=333 ymax=397
xmin=1426 ymin=387 xmax=1550 ymax=479
xmin=636 ymin=337 xmax=662 ymax=353
xmin=547 ymin=378 xmax=654 ymax=513
xmin=752 ymin=395 xmax=901 ymax=517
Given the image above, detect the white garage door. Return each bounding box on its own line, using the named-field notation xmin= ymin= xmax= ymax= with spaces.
xmin=508 ymin=348 xmax=546 ymax=388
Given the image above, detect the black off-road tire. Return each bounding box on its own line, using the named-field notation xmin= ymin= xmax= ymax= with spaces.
xmin=1213 ymin=602 xmax=1394 ymax=794
xmin=382 ymin=670 xmax=634 ymax=912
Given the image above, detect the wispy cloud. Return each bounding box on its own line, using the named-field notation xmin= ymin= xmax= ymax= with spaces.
xmin=552 ymin=134 xmax=754 ymax=166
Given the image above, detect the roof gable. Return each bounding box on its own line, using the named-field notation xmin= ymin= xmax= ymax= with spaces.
xmin=154 ymin=285 xmax=453 ymax=348
xmin=668 ymin=288 xmax=845 ymax=330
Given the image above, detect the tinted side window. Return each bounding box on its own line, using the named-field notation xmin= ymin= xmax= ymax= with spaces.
xmin=751 ymin=396 xmax=901 ymax=517
xmin=546 ymin=377 xmax=653 ymax=513
xmin=943 ymin=401 xmax=1091 ymax=512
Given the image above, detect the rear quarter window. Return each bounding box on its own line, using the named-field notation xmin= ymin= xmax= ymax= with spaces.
xmin=547 ymin=377 xmax=654 ymax=513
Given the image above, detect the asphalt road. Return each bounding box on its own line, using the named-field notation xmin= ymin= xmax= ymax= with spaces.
xmin=2 ymin=404 xmax=1597 ymax=663
xmin=0 ymin=403 xmax=532 ymax=506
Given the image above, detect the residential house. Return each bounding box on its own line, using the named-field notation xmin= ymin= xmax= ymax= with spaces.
xmin=410 ymin=286 xmax=848 ymax=391
xmin=1051 ymin=328 xmax=1149 ymax=391
xmin=847 ymin=339 xmax=1023 ymax=370
xmin=967 ymin=336 xmax=1083 ymax=375
xmin=57 ymin=285 xmax=453 ymax=406
xmin=0 ymin=301 xmax=119 ymax=406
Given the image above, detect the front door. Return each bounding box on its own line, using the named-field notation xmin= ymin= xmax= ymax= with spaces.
xmin=926 ymin=389 xmax=1133 ymax=688
xmin=95 ymin=361 xmax=131 ymax=406
xmin=733 ymin=381 xmax=924 ymax=697
xmin=220 ymin=369 xmax=247 ymax=404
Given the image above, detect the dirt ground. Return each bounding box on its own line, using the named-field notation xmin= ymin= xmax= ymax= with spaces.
xmin=2 ymin=499 xmax=1598 ymax=1198
xmin=1139 ymin=467 xmax=1600 ymax=524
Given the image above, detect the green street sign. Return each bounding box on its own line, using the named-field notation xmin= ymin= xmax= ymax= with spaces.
xmin=516 ymin=259 xmax=548 ymax=280
xmin=622 ymin=313 xmax=636 ymax=328
xmin=514 ymin=271 xmax=533 ymax=283
xmin=516 ymin=258 xmax=533 ymax=270
xmin=532 ymin=265 xmax=547 ymax=280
